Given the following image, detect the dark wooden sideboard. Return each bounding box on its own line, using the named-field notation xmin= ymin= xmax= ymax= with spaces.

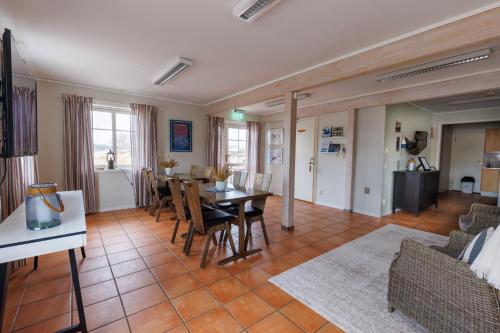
xmin=392 ymin=170 xmax=440 ymax=216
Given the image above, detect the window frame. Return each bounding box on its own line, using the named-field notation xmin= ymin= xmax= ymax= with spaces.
xmin=92 ymin=105 xmax=132 ymax=169
xmin=225 ymin=122 xmax=247 ymax=171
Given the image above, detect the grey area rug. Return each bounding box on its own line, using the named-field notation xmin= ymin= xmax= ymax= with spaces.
xmin=269 ymin=224 xmax=448 ymax=333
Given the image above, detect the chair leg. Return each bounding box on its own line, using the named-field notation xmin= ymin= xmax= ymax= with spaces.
xmin=171 ymin=218 xmax=181 ymax=244
xmin=244 ymin=220 xmax=252 ymax=251
xmin=211 ymin=233 xmax=218 ymax=246
xmin=225 ymin=224 xmax=237 ymax=255
xmin=156 ymin=197 xmax=166 ymax=222
xmin=259 ymin=216 xmax=270 ymax=245
xmin=33 ymin=256 xmax=38 ymax=270
xmin=80 ymin=247 xmax=86 ymax=258
xmin=184 ymin=222 xmax=194 ymax=255
xmin=149 ymin=198 xmax=157 ymax=216
xmin=218 ymin=230 xmax=225 ymax=243
xmin=200 ymin=231 xmax=213 ymax=268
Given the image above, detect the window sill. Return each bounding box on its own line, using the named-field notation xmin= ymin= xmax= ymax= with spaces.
xmin=94 ymin=168 xmax=131 ymax=174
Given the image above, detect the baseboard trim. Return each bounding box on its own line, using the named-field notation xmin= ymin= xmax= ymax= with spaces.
xmin=97 ymin=204 xmax=136 ymax=212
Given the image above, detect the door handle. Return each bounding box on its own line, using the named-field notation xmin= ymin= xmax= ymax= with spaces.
xmin=308 ymin=158 xmax=314 ymax=172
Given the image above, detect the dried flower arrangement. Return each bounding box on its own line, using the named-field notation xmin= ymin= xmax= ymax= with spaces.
xmin=160 ymin=156 xmax=179 ymax=168
xmin=213 ymin=155 xmax=233 ymax=182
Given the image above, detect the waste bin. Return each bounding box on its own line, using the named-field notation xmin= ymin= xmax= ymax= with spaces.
xmin=460 ymin=176 xmax=475 ymax=194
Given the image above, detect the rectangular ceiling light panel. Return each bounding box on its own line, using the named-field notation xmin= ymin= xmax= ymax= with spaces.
xmin=376 ymin=48 xmax=491 ymax=82
xmin=234 ymin=0 xmax=283 ymax=23
xmin=153 ymin=57 xmax=194 ymax=85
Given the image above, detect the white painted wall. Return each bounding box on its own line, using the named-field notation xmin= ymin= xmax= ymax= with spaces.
xmin=381 ymin=104 xmax=433 ymax=216
xmin=315 ymin=111 xmax=348 ymax=209
xmin=95 ymin=170 xmax=135 ymax=211
xmin=37 ymin=80 xmax=206 ymax=211
xmin=264 ymin=120 xmax=284 ymax=195
xmin=352 ymin=106 xmax=386 ymax=217
xmin=432 ymin=108 xmax=500 ymax=167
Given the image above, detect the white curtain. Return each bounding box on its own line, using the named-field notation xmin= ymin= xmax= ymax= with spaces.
xmin=207 ymin=116 xmax=225 ymax=169
xmin=130 ymin=103 xmax=158 ymax=207
xmin=246 ymin=121 xmax=262 ymax=187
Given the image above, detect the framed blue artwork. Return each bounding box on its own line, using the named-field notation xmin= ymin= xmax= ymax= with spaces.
xmin=170 ymin=120 xmax=192 ymax=152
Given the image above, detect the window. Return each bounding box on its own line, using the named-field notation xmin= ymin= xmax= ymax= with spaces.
xmin=92 ymin=108 xmax=132 ymax=168
xmin=226 ymin=125 xmax=247 ymax=170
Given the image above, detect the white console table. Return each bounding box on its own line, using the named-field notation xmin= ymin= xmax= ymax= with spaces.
xmin=0 ymin=191 xmax=88 ymax=333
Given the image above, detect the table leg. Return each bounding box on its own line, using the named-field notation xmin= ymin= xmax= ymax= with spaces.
xmin=55 ymin=249 xmax=87 ymax=333
xmin=218 ymin=202 xmax=261 ymax=265
xmin=0 ymin=262 xmax=9 ymax=333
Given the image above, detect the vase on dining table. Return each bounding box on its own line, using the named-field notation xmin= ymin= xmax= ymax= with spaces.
xmin=215 ymin=181 xmax=226 ymax=191
xmin=165 ymin=167 xmax=173 ymax=176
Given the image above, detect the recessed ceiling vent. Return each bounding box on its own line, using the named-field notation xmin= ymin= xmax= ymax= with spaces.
xmin=233 ymin=0 xmax=283 ymax=23
xmin=376 ymin=48 xmax=491 ymax=82
xmin=153 ymin=57 xmax=194 ymax=85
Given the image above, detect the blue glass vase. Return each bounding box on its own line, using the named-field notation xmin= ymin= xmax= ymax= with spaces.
xmin=25 ymin=183 xmax=65 ymax=230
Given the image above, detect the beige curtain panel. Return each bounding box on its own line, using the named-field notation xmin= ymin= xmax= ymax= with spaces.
xmin=62 ymin=94 xmax=96 ymax=214
xmin=246 ymin=121 xmax=262 ymax=187
xmin=130 ymin=103 xmax=158 ymax=207
xmin=207 ymin=116 xmax=225 ymax=169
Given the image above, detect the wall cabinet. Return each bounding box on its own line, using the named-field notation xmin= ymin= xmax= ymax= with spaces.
xmin=484 ymin=128 xmax=500 ymax=152
xmin=393 ymin=171 xmax=440 ymax=216
xmin=480 ymin=168 xmax=499 ymax=193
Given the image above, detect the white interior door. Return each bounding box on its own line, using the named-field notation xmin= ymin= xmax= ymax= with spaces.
xmin=450 ymin=130 xmax=485 ymax=192
xmin=295 ymin=117 xmax=316 ymax=202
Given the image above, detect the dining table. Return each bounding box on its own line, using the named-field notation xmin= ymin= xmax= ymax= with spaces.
xmin=197 ymin=183 xmax=273 ymax=265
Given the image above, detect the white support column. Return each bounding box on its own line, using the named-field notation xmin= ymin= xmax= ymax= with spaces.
xmin=344 ymin=109 xmax=357 ymax=211
xmin=282 ymin=92 xmax=297 ymax=230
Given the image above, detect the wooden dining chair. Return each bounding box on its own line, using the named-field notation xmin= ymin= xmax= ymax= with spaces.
xmin=220 ymin=173 xmax=272 ymax=247
xmin=253 ymin=173 xmax=264 ymax=189
xmin=201 ymin=166 xmax=214 ymax=183
xmin=167 ymin=177 xmax=187 ymax=245
xmin=146 ymin=169 xmax=172 ymax=221
xmin=238 ymin=171 xmax=248 ymax=187
xmin=244 ymin=173 xmax=273 ymax=248
xmin=142 ymin=168 xmax=154 ymax=212
xmin=232 ymin=171 xmax=242 ymax=187
xmin=184 ymin=181 xmax=237 ymax=268
xmin=190 ymin=165 xmax=199 ymax=178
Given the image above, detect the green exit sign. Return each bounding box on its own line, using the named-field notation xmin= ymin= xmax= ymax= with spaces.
xmin=232 ymin=109 xmax=246 ymax=121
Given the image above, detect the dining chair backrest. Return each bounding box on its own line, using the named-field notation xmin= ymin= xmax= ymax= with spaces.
xmin=167 ymin=177 xmax=187 ymax=222
xmin=239 ymin=171 xmax=248 ymax=187
xmin=144 ymin=168 xmax=159 ymax=197
xmin=232 ymin=171 xmax=242 ymax=186
xmin=253 ymin=173 xmax=264 ymax=190
xmin=190 ymin=165 xmax=199 ymax=177
xmin=202 ymin=166 xmax=214 ymax=181
xmin=184 ymin=181 xmax=206 ymax=234
xmin=260 ymin=174 xmax=272 ymax=192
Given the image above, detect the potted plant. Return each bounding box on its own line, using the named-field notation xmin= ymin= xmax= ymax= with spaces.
xmin=160 ymin=156 xmax=179 ymax=176
xmin=213 ymin=156 xmax=233 ymax=191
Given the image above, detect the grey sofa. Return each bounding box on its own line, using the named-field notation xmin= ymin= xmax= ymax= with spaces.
xmin=459 ymin=203 xmax=500 ymax=235
xmin=388 ymin=231 xmax=500 ymax=333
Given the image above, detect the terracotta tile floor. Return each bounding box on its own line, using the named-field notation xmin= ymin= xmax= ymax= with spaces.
xmin=3 ymin=191 xmax=495 ymax=332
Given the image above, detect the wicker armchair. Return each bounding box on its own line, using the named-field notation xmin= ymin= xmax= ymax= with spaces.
xmin=459 ymin=203 xmax=500 ymax=235
xmin=388 ymin=231 xmax=500 ymax=333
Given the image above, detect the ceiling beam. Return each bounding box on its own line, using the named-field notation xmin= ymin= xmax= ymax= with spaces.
xmin=206 ymin=7 xmax=500 ymax=114
xmin=297 ymin=70 xmax=500 ymax=118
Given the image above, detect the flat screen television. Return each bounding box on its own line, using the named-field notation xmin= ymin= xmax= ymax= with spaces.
xmin=0 ymin=28 xmax=37 ymax=157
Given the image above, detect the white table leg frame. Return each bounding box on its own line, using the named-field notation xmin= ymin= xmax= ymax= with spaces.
xmin=0 ymin=249 xmax=88 ymax=333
